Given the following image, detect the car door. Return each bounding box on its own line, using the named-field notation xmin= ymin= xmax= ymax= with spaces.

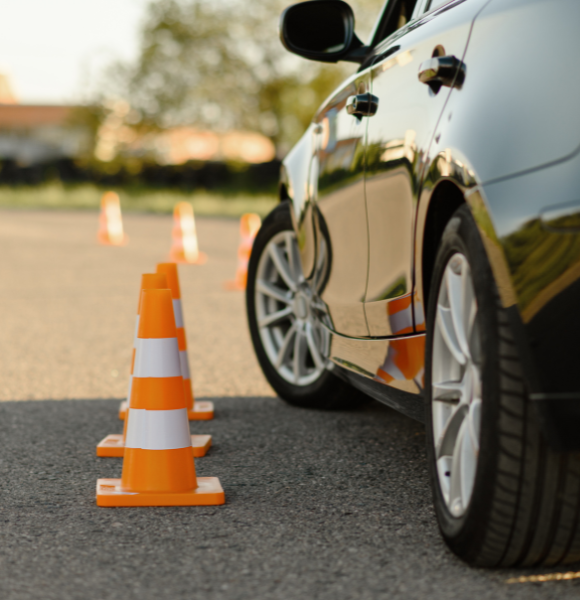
xmin=312 ymin=70 xmax=371 ymax=337
xmin=363 ymin=0 xmax=489 ymax=336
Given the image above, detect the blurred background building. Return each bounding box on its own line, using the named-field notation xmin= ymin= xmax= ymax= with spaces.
xmin=0 ymin=74 xmax=88 ymax=165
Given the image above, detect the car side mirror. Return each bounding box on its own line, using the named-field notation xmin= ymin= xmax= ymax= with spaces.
xmin=279 ymin=0 xmax=368 ymax=64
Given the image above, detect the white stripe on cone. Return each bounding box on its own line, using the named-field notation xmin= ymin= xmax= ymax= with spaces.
xmin=172 ymin=299 xmax=184 ymax=328
xmin=125 ymin=408 xmax=192 ymax=449
xmin=133 ymin=338 xmax=181 ymax=378
xmin=179 ymin=350 xmax=191 ymax=380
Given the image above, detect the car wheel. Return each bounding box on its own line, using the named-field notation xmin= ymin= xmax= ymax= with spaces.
xmin=246 ymin=201 xmax=369 ymax=409
xmin=425 ymin=204 xmax=580 ymax=567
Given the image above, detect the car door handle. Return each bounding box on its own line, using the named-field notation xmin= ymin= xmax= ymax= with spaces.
xmin=418 ymin=55 xmax=466 ymax=89
xmin=346 ymin=93 xmax=379 ymax=117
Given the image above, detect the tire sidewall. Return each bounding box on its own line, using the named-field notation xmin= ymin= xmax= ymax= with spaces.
xmin=425 ymin=205 xmax=503 ymax=562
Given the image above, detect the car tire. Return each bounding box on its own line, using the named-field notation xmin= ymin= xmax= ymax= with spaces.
xmin=425 ymin=204 xmax=580 ymax=567
xmin=246 ymin=201 xmax=369 ymax=410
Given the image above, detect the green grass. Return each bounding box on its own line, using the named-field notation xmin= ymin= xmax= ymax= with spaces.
xmin=0 ymin=183 xmax=278 ymax=218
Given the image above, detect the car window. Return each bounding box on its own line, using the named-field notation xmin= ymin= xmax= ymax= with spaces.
xmin=370 ymin=0 xmax=419 ymax=46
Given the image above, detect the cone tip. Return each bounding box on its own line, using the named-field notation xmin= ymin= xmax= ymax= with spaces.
xmin=156 ymin=263 xmax=181 ymax=299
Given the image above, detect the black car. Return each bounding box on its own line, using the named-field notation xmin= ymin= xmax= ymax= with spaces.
xmin=246 ymin=0 xmax=580 ymax=567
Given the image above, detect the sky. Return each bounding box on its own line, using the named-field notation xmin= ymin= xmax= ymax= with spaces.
xmin=0 ymin=0 xmax=149 ymax=104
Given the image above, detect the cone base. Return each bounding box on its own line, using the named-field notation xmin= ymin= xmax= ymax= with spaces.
xmin=223 ymin=279 xmax=245 ymax=291
xmin=118 ymin=400 xmax=128 ymax=420
xmin=96 ymin=434 xmax=125 ymax=457
xmin=189 ymin=401 xmax=214 ymax=421
xmin=96 ymin=477 xmax=224 ymax=506
xmin=169 ymin=251 xmax=207 ymax=265
xmin=97 ymin=234 xmax=129 ymax=247
xmin=96 ymin=434 xmax=212 ymax=458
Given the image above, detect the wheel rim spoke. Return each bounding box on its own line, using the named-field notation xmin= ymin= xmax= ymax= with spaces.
xmin=285 ymin=231 xmax=303 ymax=285
xmin=436 ymin=404 xmax=467 ymax=459
xmin=467 ymin=399 xmax=481 ymax=454
xmin=449 ymin=419 xmax=468 ymax=516
xmin=432 ymin=379 xmax=463 ymax=403
xmin=257 ymin=279 xmax=292 ymax=304
xmin=446 ymin=265 xmax=471 ymax=361
xmin=275 ymin=324 xmax=297 ymax=369
xmin=437 ymin=305 xmax=466 ymax=366
xmin=268 ymin=242 xmax=297 ymax=292
xmin=293 ymin=326 xmax=307 ymax=383
xmin=305 ymin=322 xmax=324 ymax=370
xmin=258 ymin=306 xmax=293 ymax=328
xmin=460 ymin=416 xmax=477 ymax=508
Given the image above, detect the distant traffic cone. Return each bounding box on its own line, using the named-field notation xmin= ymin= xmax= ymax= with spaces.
xmin=99 ymin=274 xmax=211 ymax=457
xmin=97 ymin=191 xmax=128 ymax=246
xmin=96 ymin=289 xmax=224 ymax=507
xmin=169 ymin=202 xmax=206 ymax=264
xmin=157 ymin=262 xmax=214 ymax=420
xmin=224 ymin=213 xmax=261 ymax=290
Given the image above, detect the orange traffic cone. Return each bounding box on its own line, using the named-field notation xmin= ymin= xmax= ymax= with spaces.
xmin=157 ymin=263 xmax=214 ymax=420
xmin=97 ymin=289 xmax=224 ymax=507
xmin=98 ymin=275 xmax=211 ymax=457
xmin=118 ymin=273 xmax=167 ymax=421
xmin=97 ymin=191 xmax=128 ymax=246
xmin=169 ymin=202 xmax=207 ymax=264
xmin=225 ymin=213 xmax=261 ymax=290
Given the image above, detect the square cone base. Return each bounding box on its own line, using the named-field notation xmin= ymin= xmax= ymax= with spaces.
xmin=118 ymin=400 xmax=128 ymax=420
xmin=97 ymin=434 xmax=212 ymax=458
xmin=189 ymin=401 xmax=214 ymax=421
xmin=223 ymin=279 xmax=245 ymax=291
xmin=96 ymin=434 xmax=125 ymax=457
xmin=172 ymin=251 xmax=208 ymax=265
xmin=96 ymin=477 xmax=224 ymax=507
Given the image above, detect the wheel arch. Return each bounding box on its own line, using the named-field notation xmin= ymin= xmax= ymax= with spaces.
xmin=420 ymin=180 xmax=465 ymax=309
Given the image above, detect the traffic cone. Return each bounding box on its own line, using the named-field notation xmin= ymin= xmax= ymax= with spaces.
xmin=157 ymin=262 xmax=214 ymax=420
xmin=97 ymin=289 xmax=224 ymax=507
xmin=118 ymin=273 xmax=168 ymax=421
xmin=224 ymin=213 xmax=261 ymax=290
xmin=97 ymin=191 xmax=128 ymax=246
xmin=98 ymin=274 xmax=211 ymax=457
xmin=169 ymin=202 xmax=207 ymax=265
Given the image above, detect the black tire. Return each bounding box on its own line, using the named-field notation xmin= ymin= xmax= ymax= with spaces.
xmin=425 ymin=204 xmax=580 ymax=567
xmin=246 ymin=201 xmax=369 ymax=410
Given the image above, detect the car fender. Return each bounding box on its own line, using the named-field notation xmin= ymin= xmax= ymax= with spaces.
xmin=281 ymin=124 xmax=318 ymax=279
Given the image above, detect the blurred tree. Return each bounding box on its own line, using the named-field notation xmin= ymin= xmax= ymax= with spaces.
xmin=103 ymin=0 xmax=382 ymax=154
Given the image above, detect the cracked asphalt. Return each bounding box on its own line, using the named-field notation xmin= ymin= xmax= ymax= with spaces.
xmin=0 ymin=209 xmax=578 ymax=599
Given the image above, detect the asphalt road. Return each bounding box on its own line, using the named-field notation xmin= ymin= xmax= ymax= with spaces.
xmin=1 ymin=209 xmax=579 ymax=600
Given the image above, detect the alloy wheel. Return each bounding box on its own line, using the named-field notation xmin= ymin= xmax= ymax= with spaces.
xmin=431 ymin=252 xmax=482 ymax=518
xmin=254 ymin=230 xmax=329 ymax=386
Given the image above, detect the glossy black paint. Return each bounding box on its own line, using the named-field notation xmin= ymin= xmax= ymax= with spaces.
xmin=279 ymin=0 xmax=580 ymax=448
